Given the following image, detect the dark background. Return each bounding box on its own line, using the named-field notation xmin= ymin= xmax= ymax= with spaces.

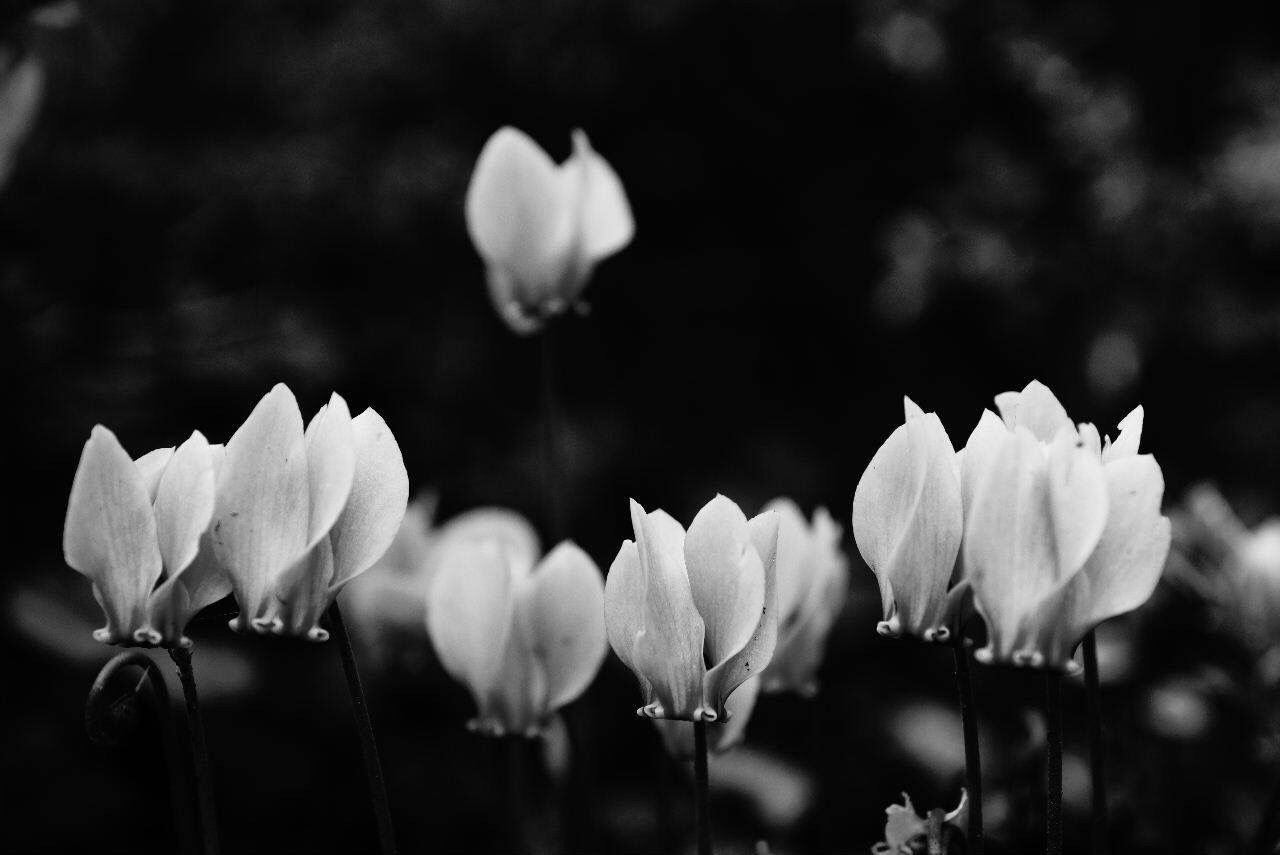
xmin=4 ymin=0 xmax=1280 ymax=852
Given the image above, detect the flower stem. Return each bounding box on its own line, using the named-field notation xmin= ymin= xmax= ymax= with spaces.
xmin=168 ymin=647 xmax=221 ymax=855
xmin=952 ymin=644 xmax=984 ymax=855
xmin=1045 ymin=671 xmax=1064 ymax=855
xmin=694 ymin=719 xmax=713 ymax=855
xmin=1082 ymin=631 xmax=1109 ymax=855
xmin=503 ymin=737 xmax=531 ymax=855
xmin=538 ymin=323 xmax=565 ymax=541
xmin=85 ymin=651 xmax=198 ymax=855
xmin=1252 ymin=772 xmax=1280 ymax=855
xmin=328 ymin=601 xmax=398 ymax=855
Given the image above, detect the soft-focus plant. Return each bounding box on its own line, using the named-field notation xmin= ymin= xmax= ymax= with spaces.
xmin=964 ymin=380 xmax=1171 ymax=670
xmin=427 ymin=538 xmax=606 ymax=737
xmin=852 ymin=397 xmax=965 ymax=642
xmin=210 ymin=383 xmax=409 ymax=640
xmin=1 ymin=50 xmax=43 ymax=189
xmin=605 ymin=495 xmax=779 ymax=722
xmin=758 ymin=498 xmax=848 ymax=695
xmin=64 ymin=427 xmax=228 ymax=647
xmin=654 ymin=675 xmax=761 ymax=760
xmin=464 ymin=126 xmax=634 ymax=335
xmin=872 ymin=790 xmax=969 ymax=855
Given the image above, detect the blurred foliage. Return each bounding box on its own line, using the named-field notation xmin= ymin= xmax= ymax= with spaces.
xmin=4 ymin=0 xmax=1280 ymax=852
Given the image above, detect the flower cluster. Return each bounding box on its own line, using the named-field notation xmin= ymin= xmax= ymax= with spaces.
xmin=853 ymin=380 xmax=1171 ymax=671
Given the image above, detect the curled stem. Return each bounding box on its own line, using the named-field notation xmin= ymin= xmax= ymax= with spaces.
xmin=952 ymin=643 xmax=984 ymax=855
xmin=84 ymin=651 xmax=198 ymax=855
xmin=1045 ymin=671 xmax=1064 ymax=855
xmin=694 ymin=719 xmax=713 ymax=855
xmin=1082 ymin=631 xmax=1109 ymax=855
xmin=328 ymin=601 xmax=398 ymax=855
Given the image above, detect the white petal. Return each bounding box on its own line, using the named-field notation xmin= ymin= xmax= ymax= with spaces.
xmin=959 ymin=410 xmax=1008 ymax=519
xmin=903 ymin=396 xmax=926 ymax=422
xmin=761 ymin=497 xmax=811 ymax=624
xmin=1046 ymin=427 xmax=1110 ymax=577
xmin=211 ymin=384 xmax=309 ymax=623
xmin=153 ymin=431 xmax=216 ymax=579
xmin=426 ymin=540 xmax=517 ymax=702
xmin=329 ymin=408 xmax=409 ymax=590
xmin=684 ymin=495 xmax=766 ymax=671
xmin=1015 ymin=380 xmax=1075 ymax=441
xmin=430 ymin=506 xmax=541 ymax=580
xmin=516 ymin=541 xmax=607 ymax=711
xmin=465 ymin=127 xmax=574 ymax=287
xmin=134 ymin=447 xmax=175 ymax=501
xmin=64 ymin=426 xmax=162 ymax=643
xmin=566 ymin=129 xmax=634 ymax=261
xmin=993 ymin=391 xmax=1020 ymax=427
xmin=303 ymin=394 xmax=355 ymax=547
xmin=604 ymin=539 xmax=648 ymax=692
xmin=1103 ymin=406 xmax=1144 ymax=462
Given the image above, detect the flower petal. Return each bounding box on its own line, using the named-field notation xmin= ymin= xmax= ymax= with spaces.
xmin=1103 ymin=405 xmax=1144 ymax=462
xmin=430 ymin=506 xmax=541 ymax=580
xmin=153 ymin=431 xmax=216 ymax=580
xmin=465 ymin=126 xmax=574 ymax=288
xmin=64 ymin=426 xmax=162 ymax=642
xmin=684 ymin=495 xmax=766 ymax=671
xmin=1046 ymin=427 xmax=1111 ymax=577
xmin=566 ymin=129 xmax=634 ymax=262
xmin=211 ymin=384 xmax=309 ymax=623
xmin=998 ymin=380 xmax=1075 ymax=442
xmin=959 ymin=409 xmax=1008 ymax=519
xmin=762 ymin=497 xmax=811 ymax=624
xmin=604 ymin=538 xmax=650 ymax=698
xmin=426 ymin=539 xmax=517 ymax=703
xmin=135 ymin=447 xmax=174 ymax=501
xmin=630 ymin=500 xmax=707 ymax=719
xmin=303 ymin=394 xmax=355 ymax=547
xmin=328 ymin=408 xmax=409 ymax=591
xmin=516 ymin=541 xmax=606 ymax=712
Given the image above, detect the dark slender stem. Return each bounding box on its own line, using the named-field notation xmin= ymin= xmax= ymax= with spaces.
xmin=328 ymin=601 xmax=398 ymax=855
xmin=1082 ymin=632 xmax=1109 ymax=855
xmin=694 ymin=719 xmax=713 ymax=855
xmin=538 ymin=324 xmax=565 ymax=541
xmin=1252 ymin=773 xmax=1280 ymax=855
xmin=169 ymin=647 xmax=221 ymax=855
xmin=504 ymin=737 xmax=531 ymax=855
xmin=85 ymin=652 xmax=197 ymax=855
xmin=1045 ymin=671 xmax=1064 ymax=855
xmin=953 ymin=644 xmax=984 ymax=855
xmin=926 ymin=808 xmax=947 ymax=855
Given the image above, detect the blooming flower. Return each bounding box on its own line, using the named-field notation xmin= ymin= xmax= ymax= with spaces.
xmin=426 ymin=538 xmax=607 ymax=737
xmin=604 ymin=495 xmax=779 ymax=722
xmin=964 ymin=380 xmax=1171 ymax=669
xmin=64 ymin=427 xmax=229 ymax=647
xmin=464 ymin=126 xmax=634 ymax=335
xmin=872 ymin=790 xmax=969 ymax=855
xmin=653 ymin=674 xmax=760 ymax=760
xmin=758 ymin=499 xmax=848 ymax=695
xmin=210 ymin=383 xmax=409 ymax=640
xmin=852 ymin=397 xmax=965 ymax=642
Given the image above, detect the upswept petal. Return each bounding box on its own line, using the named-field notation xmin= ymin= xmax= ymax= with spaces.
xmin=302 ymin=394 xmax=355 ymax=547
xmin=1103 ymin=406 xmax=1144 ymax=462
xmin=430 ymin=507 xmax=541 ymax=579
xmin=853 ymin=411 xmax=962 ymax=638
xmin=764 ymin=497 xmax=813 ymax=623
xmin=1045 ymin=428 xmax=1110 ymax=578
xmin=465 ymin=126 xmax=574 ymax=288
xmin=135 ymin=447 xmax=175 ymax=500
xmin=473 ymin=617 xmax=546 ymax=737
xmin=517 ymin=541 xmax=607 ymax=711
xmin=630 ymin=500 xmax=707 ymax=719
xmin=212 ymin=384 xmax=309 ymax=624
xmin=1063 ymin=454 xmax=1170 ymax=642
xmin=684 ymin=495 xmax=766 ymax=671
xmin=329 ymin=408 xmax=409 ymax=590
xmin=153 ymin=431 xmax=215 ymax=581
xmin=426 ymin=540 xmax=518 ymax=704
xmin=1077 ymin=422 xmax=1102 ymax=457
xmin=604 ymin=539 xmax=650 ymax=699
xmin=903 ymin=395 xmax=926 ymax=421
xmin=959 ymin=409 xmax=1008 ymax=518
xmin=566 ymin=129 xmax=634 ymax=261
xmin=998 ymin=380 xmax=1075 ymax=442
xmin=64 ymin=426 xmax=163 ymax=642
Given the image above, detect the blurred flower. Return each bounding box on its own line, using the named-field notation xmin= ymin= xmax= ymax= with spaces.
xmin=211 ymin=384 xmax=408 ymax=640
xmin=426 ymin=539 xmax=606 ymax=737
xmin=965 ymin=381 xmax=1170 ymax=669
xmin=711 ymin=746 xmax=814 ymax=830
xmin=344 ymin=496 xmax=540 ymax=665
xmin=0 ymin=51 xmax=43 ymax=189
xmin=853 ymin=397 xmax=964 ymax=642
xmin=64 ymin=427 xmax=228 ymax=647
xmin=605 ymin=495 xmax=779 ymax=722
xmin=1146 ymin=679 xmax=1213 ymax=740
xmin=654 ymin=675 xmax=760 ymax=760
xmin=872 ymin=790 xmax=969 ymax=855
xmin=759 ymin=498 xmax=848 ymax=695
xmin=887 ymin=700 xmax=969 ymax=781
xmin=464 ymin=126 xmax=634 ymax=335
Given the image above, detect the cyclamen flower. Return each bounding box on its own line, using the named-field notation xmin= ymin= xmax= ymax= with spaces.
xmin=964 ymin=380 xmax=1171 ymax=669
xmin=604 ymin=495 xmax=779 ymax=722
xmin=426 ymin=539 xmax=607 ymax=737
xmin=653 ymin=675 xmax=760 ymax=760
xmin=759 ymin=499 xmax=849 ymax=695
xmin=64 ymin=427 xmax=229 ymax=648
xmin=464 ymin=126 xmax=634 ymax=335
xmin=852 ymin=398 xmax=965 ymax=642
xmin=211 ymin=384 xmax=409 ymax=640
xmin=872 ymin=790 xmax=969 ymax=855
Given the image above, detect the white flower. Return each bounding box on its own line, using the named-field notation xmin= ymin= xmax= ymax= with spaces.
xmin=464 ymin=126 xmax=633 ymax=334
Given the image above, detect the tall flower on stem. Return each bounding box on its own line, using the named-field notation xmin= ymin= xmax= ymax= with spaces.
xmin=465 ymin=126 xmax=634 ymax=335
xmin=605 ymin=495 xmax=778 ymax=855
